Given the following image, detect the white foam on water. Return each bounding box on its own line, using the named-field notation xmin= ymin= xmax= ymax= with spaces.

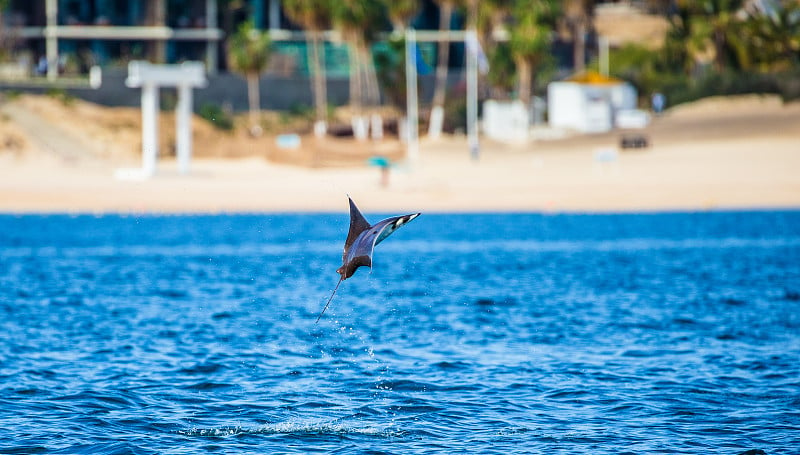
xmin=6 ymin=237 xmax=798 ymax=260
xmin=180 ymin=419 xmax=394 ymax=438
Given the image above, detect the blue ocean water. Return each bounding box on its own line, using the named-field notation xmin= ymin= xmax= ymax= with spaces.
xmin=1 ymin=211 xmax=799 ymax=454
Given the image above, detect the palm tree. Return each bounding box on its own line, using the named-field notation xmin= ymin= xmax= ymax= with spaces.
xmin=428 ymin=0 xmax=458 ymax=139
xmin=219 ymin=1 xmax=246 ymax=70
xmin=227 ymin=20 xmax=271 ymax=136
xmin=563 ymin=0 xmax=594 ymax=72
xmin=477 ymin=0 xmax=512 ymax=98
xmin=477 ymin=0 xmax=511 ymax=44
xmin=742 ymin=1 xmax=800 ymax=72
xmin=384 ymin=0 xmax=419 ymax=33
xmin=145 ymin=0 xmax=167 ymax=63
xmin=683 ymin=0 xmax=747 ymax=71
xmin=662 ymin=1 xmax=694 ymax=74
xmin=283 ymin=0 xmax=334 ymax=137
xmin=0 ymin=0 xmax=15 ymax=62
xmin=509 ymin=0 xmax=558 ymax=113
xmin=332 ymin=1 xmax=385 ymax=140
xmin=373 ymin=0 xmax=419 ymax=115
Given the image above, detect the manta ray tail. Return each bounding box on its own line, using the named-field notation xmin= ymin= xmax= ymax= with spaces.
xmin=315 ymin=277 xmax=343 ymax=323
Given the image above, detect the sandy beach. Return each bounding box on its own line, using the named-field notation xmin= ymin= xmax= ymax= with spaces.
xmin=0 ymin=94 xmax=798 ymax=214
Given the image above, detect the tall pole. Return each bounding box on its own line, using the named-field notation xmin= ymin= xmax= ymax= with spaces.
xmin=147 ymin=0 xmax=167 ymax=63
xmin=141 ymin=82 xmax=159 ymax=177
xmin=45 ymin=0 xmax=58 ymax=81
xmin=405 ymin=28 xmax=419 ymax=167
xmin=466 ymin=31 xmax=479 ymax=161
xmin=599 ymin=36 xmax=609 ymax=76
xmin=269 ymin=0 xmax=281 ymax=31
xmin=176 ymin=83 xmax=192 ymax=175
xmin=206 ymin=0 xmax=218 ymax=75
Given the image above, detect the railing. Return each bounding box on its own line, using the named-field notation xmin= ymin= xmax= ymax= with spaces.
xmin=15 ymin=26 xmax=222 ymax=41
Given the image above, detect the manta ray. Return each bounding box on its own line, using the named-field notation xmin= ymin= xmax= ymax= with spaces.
xmin=315 ymin=197 xmax=420 ymax=323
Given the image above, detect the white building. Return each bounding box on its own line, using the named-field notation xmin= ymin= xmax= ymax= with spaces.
xmin=547 ymin=71 xmax=637 ymax=133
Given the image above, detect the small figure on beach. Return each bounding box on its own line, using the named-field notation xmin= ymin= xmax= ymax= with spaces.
xmin=316 ymin=196 xmax=420 ymax=323
xmin=368 ymin=156 xmax=392 ymax=188
xmin=652 ymin=92 xmax=666 ymax=115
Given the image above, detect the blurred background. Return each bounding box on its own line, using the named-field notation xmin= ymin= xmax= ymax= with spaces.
xmin=0 ymin=0 xmax=798 ymax=212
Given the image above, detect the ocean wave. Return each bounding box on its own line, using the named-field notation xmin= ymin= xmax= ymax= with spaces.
xmin=2 ymin=236 xmax=798 ymax=260
xmin=179 ymin=420 xmax=396 ymax=438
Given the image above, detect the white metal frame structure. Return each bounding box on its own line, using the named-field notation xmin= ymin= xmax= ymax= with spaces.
xmin=22 ymin=0 xmax=223 ymax=80
xmin=405 ymin=29 xmax=481 ymax=166
xmin=121 ymin=60 xmax=206 ymax=179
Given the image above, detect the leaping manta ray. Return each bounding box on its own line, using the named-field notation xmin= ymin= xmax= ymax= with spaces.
xmin=315 ymin=197 xmax=420 ymax=323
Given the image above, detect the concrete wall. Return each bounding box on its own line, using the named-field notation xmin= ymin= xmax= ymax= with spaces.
xmin=1 ymin=68 xmax=454 ymax=113
xmin=70 ymin=68 xmax=352 ymax=111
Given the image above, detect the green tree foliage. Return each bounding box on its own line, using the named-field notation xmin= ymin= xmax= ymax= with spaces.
xmin=373 ymin=37 xmax=407 ymax=109
xmin=616 ymin=0 xmax=799 ymax=107
xmin=199 ymin=103 xmax=235 ymax=131
xmin=383 ymin=0 xmax=419 ymax=32
xmin=509 ymin=0 xmax=559 ymax=108
xmin=283 ymin=0 xmax=334 ymax=134
xmin=332 ymin=0 xmax=387 ymax=117
xmin=227 ymin=20 xmax=271 ymax=133
xmin=372 ymin=0 xmax=419 ymax=110
xmin=563 ymin=0 xmax=595 ymax=71
xmin=683 ymin=0 xmax=748 ymax=71
xmin=741 ymin=2 xmax=800 ymax=72
xmin=476 ymin=0 xmax=512 ymax=98
xmin=427 ymin=0 xmax=460 ymax=138
xmin=486 ymin=41 xmax=516 ymax=97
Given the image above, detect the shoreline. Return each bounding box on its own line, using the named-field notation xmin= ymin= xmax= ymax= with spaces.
xmin=3 ymin=205 xmax=798 ymax=216
xmin=1 ymin=94 xmax=799 ymax=215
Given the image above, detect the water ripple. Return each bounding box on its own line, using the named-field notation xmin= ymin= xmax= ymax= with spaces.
xmin=1 ymin=212 xmax=798 ymax=453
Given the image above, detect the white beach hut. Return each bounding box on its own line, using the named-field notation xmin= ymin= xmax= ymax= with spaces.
xmin=547 ymin=71 xmax=637 ymax=133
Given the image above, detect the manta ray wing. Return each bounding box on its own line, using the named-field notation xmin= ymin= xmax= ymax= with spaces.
xmin=342 ymin=197 xmax=372 ymax=263
xmin=337 ymin=212 xmax=420 ymax=280
xmin=373 ymin=213 xmax=420 ymax=247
